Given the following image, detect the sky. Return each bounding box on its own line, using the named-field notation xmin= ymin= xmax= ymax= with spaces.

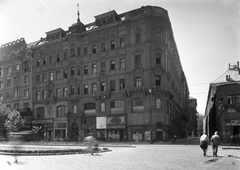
xmin=0 ymin=0 xmax=239 ymax=114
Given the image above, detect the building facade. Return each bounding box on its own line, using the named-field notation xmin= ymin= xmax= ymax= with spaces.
xmin=0 ymin=38 xmax=33 ymax=131
xmin=1 ymin=6 xmax=190 ymax=142
xmin=205 ymin=62 xmax=240 ymax=143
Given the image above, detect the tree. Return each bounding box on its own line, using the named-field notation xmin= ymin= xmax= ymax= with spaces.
xmin=0 ymin=103 xmax=25 ymax=132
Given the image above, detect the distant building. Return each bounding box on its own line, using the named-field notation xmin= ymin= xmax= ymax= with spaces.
xmin=187 ymin=97 xmax=198 ymax=136
xmin=197 ymin=114 xmax=204 ymax=136
xmin=205 ymin=62 xmax=240 ymax=143
xmin=0 ymin=6 xmax=190 ymax=141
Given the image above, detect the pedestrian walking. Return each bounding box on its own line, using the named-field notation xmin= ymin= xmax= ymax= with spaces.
xmin=199 ymin=133 xmax=209 ymax=156
xmin=83 ymin=134 xmax=98 ymax=155
xmin=210 ymin=131 xmax=220 ymax=157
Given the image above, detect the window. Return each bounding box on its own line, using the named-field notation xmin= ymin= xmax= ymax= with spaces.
xmin=7 ymin=66 xmax=11 ymax=74
xmin=56 ymin=54 xmax=61 ymax=62
xmin=77 ymin=47 xmax=80 ymax=56
xmin=110 ymin=40 xmax=115 ymax=49
xmin=23 ymin=102 xmax=29 ymax=109
xmin=237 ymin=95 xmax=240 ymax=104
xmin=135 ymin=33 xmax=141 ymax=44
xmin=37 ymin=107 xmax=45 ymax=118
xmin=23 ymin=75 xmax=29 ymax=84
xmin=14 ymin=77 xmax=19 ymax=85
xmin=36 ymin=59 xmax=40 ymax=66
xmin=71 ymin=85 xmax=75 ymax=95
xmin=101 ymin=42 xmax=106 ymax=52
xmin=120 ymin=79 xmax=125 ymax=90
xmin=133 ymin=98 xmax=143 ymax=106
xmin=73 ymin=105 xmax=77 ymax=114
xmin=70 ymin=48 xmax=75 ymax=57
xmin=56 ymin=88 xmax=61 ymax=98
xmin=14 ymin=90 xmax=19 ymax=98
xmin=84 ymin=103 xmax=96 ymax=110
xmin=110 ymin=60 xmax=115 ymax=70
xmin=92 ymin=64 xmax=97 ymax=74
xmin=63 ymin=87 xmax=68 ymax=97
xmin=110 ymin=80 xmax=115 ymax=91
xmin=36 ymin=75 xmax=40 ymax=84
xmin=84 ymin=66 xmax=88 ymax=75
xmin=43 ymin=58 xmax=47 ymax=65
xmin=6 ymin=92 xmax=11 ymax=100
xmin=49 ymin=72 xmax=53 ymax=81
xmin=49 ymin=89 xmax=53 ymax=98
xmin=83 ymin=47 xmax=88 ymax=55
xmin=156 ymin=53 xmax=161 ymax=64
xmin=120 ymin=38 xmax=125 ymax=48
xmin=0 ymin=94 xmax=3 ymax=101
xmin=50 ymin=56 xmax=54 ymax=64
xmin=23 ymin=61 xmax=30 ymax=72
xmin=156 ymin=75 xmax=161 ymax=86
xmin=24 ymin=89 xmax=29 ymax=97
xmin=84 ymin=84 xmax=88 ymax=94
xmin=0 ymin=82 xmax=3 ymax=89
xmin=36 ymin=91 xmax=40 ymax=100
xmin=135 ymin=77 xmax=141 ymax=87
xmin=42 ymin=90 xmax=47 ymax=99
xmin=92 ymin=83 xmax=97 ymax=93
xmin=7 ymin=79 xmax=11 ymax=86
xmin=101 ymin=102 xmax=105 ymax=112
xmin=56 ymin=71 xmax=61 ymax=80
xmin=0 ymin=68 xmax=2 ymax=76
xmin=111 ymin=100 xmax=124 ymax=109
xmin=43 ymin=74 xmax=47 ymax=83
xmin=14 ymin=103 xmax=19 ymax=110
xmin=71 ymin=67 xmax=75 ymax=76
xmin=101 ymin=62 xmax=105 ymax=72
xmin=15 ymin=64 xmax=20 ymax=71
xmin=120 ymin=58 xmax=125 ymax=69
xmin=156 ymin=99 xmax=161 ymax=109
xmin=63 ymin=52 xmax=67 ymax=60
xmin=135 ymin=55 xmax=141 ymax=65
xmin=77 ymin=66 xmax=80 ymax=75
xmin=57 ymin=105 xmax=66 ymax=117
xmin=228 ymin=95 xmax=233 ymax=104
xmin=92 ymin=45 xmax=97 ymax=54
xmin=49 ymin=107 xmax=53 ymax=115
xmin=101 ymin=82 xmax=106 ymax=91
xmin=63 ymin=70 xmax=68 ymax=79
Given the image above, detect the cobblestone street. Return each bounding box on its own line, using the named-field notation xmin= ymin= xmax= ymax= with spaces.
xmin=0 ymin=144 xmax=240 ymax=170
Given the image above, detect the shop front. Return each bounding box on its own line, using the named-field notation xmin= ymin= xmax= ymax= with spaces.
xmin=96 ymin=116 xmax=107 ymax=141
xmin=32 ymin=118 xmax=53 ymax=141
xmin=106 ymin=116 xmax=126 ymax=142
xmin=54 ymin=122 xmax=67 ymax=141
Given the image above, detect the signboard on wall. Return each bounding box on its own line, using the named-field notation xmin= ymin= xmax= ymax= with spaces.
xmin=107 ymin=116 xmax=125 ymax=125
xmin=96 ymin=117 xmax=106 ymax=129
xmin=226 ymin=120 xmax=240 ymax=126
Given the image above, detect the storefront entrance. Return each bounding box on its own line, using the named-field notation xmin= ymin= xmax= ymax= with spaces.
xmin=107 ymin=129 xmax=123 ymax=142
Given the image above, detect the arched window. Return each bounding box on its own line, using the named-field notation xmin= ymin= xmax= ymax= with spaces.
xmin=37 ymin=107 xmax=45 ymax=118
xmin=57 ymin=105 xmax=67 ymax=117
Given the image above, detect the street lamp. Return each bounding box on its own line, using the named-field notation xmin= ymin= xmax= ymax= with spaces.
xmin=149 ymin=88 xmax=153 ymax=144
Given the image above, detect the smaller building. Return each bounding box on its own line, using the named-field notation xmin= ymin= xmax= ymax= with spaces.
xmin=197 ymin=114 xmax=204 ymax=136
xmin=205 ymin=62 xmax=240 ymax=143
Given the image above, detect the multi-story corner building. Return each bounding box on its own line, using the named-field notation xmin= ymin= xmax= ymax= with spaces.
xmin=1 ymin=6 xmax=190 ymax=142
xmin=205 ymin=62 xmax=240 ymax=143
xmin=0 ymin=38 xmax=33 ymax=131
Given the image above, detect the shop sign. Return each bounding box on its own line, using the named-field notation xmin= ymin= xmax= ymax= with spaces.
xmin=107 ymin=116 xmax=125 ymax=125
xmin=107 ymin=125 xmax=126 ymax=129
xmin=55 ymin=123 xmax=66 ymax=128
xmin=32 ymin=119 xmax=53 ymax=124
xmin=226 ymin=120 xmax=240 ymax=126
xmin=96 ymin=117 xmax=106 ymax=129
